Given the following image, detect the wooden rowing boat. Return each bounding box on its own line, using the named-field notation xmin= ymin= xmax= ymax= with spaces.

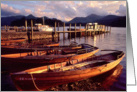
xmin=1 ymin=42 xmax=79 ymax=55
xmin=10 ymin=50 xmax=125 ymax=91
xmin=1 ymin=38 xmax=26 ymax=45
xmin=2 ymin=44 xmax=99 ymax=72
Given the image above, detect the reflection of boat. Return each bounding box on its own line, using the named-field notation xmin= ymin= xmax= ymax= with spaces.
xmin=93 ymin=35 xmax=97 ymax=47
xmin=101 ymin=64 xmax=123 ymax=90
xmin=35 ymin=24 xmax=53 ymax=32
xmin=2 ymin=44 xmax=99 ymax=72
xmin=1 ymin=38 xmax=26 ymax=45
xmin=10 ymin=51 xmax=124 ymax=91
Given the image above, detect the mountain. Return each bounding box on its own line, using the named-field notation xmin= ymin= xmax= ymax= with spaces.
xmin=67 ymin=14 xmax=126 ymax=27
xmin=96 ymin=15 xmax=126 ymax=27
xmin=25 ymin=14 xmax=36 ymax=19
xmin=1 ymin=14 xmax=126 ymax=27
xmin=86 ymin=14 xmax=104 ymax=22
xmin=1 ymin=14 xmax=63 ymax=26
xmin=68 ymin=14 xmax=104 ymax=23
xmin=1 ymin=15 xmax=24 ymax=26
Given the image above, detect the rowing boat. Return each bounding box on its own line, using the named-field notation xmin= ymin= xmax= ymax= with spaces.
xmin=2 ymin=44 xmax=99 ymax=72
xmin=1 ymin=38 xmax=26 ymax=45
xmin=1 ymin=42 xmax=79 ymax=54
xmin=10 ymin=50 xmax=125 ymax=91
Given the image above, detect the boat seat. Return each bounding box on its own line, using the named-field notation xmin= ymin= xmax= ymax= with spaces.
xmin=62 ymin=49 xmax=77 ymax=54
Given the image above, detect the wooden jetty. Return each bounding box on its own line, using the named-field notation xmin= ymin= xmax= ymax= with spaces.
xmin=1 ymin=20 xmax=111 ymax=42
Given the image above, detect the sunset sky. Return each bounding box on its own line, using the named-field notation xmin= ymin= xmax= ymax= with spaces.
xmin=1 ymin=1 xmax=126 ymax=21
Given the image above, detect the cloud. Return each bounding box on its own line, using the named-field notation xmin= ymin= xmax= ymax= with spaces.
xmin=1 ymin=1 xmax=126 ymax=21
xmin=116 ymin=5 xmax=126 ymax=16
xmin=24 ymin=9 xmax=32 ymax=14
xmin=1 ymin=3 xmax=21 ymax=16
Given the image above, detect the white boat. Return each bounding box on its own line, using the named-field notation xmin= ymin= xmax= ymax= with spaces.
xmin=35 ymin=24 xmax=53 ymax=32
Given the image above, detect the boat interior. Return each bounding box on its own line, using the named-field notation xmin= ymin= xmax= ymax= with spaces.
xmin=2 ymin=44 xmax=98 ymax=59
xmin=15 ymin=51 xmax=124 ymax=74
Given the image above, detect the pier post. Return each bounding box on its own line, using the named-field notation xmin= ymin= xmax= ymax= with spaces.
xmin=85 ymin=24 xmax=87 ymax=36
xmin=9 ymin=26 xmax=11 ymax=30
xmin=14 ymin=26 xmax=15 ymax=32
xmin=100 ymin=25 xmax=102 ymax=34
xmin=75 ymin=23 xmax=76 ymax=38
xmin=58 ymin=33 xmax=60 ymax=41
xmin=94 ymin=28 xmax=95 ymax=35
xmin=6 ymin=26 xmax=8 ymax=32
xmin=17 ymin=27 xmax=19 ymax=32
xmin=31 ymin=20 xmax=33 ymax=41
xmin=63 ymin=22 xmax=65 ymax=40
xmin=110 ymin=26 xmax=111 ymax=32
xmin=80 ymin=24 xmax=82 ymax=37
xmin=54 ymin=22 xmax=57 ymax=42
xmin=4 ymin=25 xmax=6 ymax=32
xmin=69 ymin=23 xmax=71 ymax=39
xmin=25 ymin=20 xmax=27 ymax=32
xmin=57 ymin=22 xmax=60 ymax=41
xmin=105 ymin=26 xmax=106 ymax=32
xmin=43 ymin=17 xmax=45 ymax=25
xmin=58 ymin=22 xmax=59 ymax=31
xmin=90 ymin=25 xmax=91 ymax=36
xmin=104 ymin=25 xmax=105 ymax=32
xmin=54 ymin=22 xmax=56 ymax=33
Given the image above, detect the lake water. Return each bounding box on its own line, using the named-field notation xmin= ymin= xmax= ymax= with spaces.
xmin=58 ymin=27 xmax=126 ymax=91
xmin=1 ymin=27 xmax=126 ymax=91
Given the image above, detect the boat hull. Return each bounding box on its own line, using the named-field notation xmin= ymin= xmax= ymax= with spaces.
xmin=1 ymin=44 xmax=80 ymax=55
xmin=11 ymin=52 xmax=125 ymax=91
xmin=2 ymin=47 xmax=99 ymax=72
xmin=1 ymin=38 xmax=26 ymax=45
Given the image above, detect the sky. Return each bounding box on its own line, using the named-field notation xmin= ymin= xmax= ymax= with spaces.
xmin=1 ymin=1 xmax=126 ymax=21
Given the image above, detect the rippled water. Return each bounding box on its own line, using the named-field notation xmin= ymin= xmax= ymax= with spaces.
xmin=58 ymin=27 xmax=126 ymax=91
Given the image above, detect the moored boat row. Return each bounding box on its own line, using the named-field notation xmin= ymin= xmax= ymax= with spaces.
xmin=2 ymin=44 xmax=99 ymax=72
xmin=1 ymin=39 xmax=125 ymax=91
xmin=10 ymin=50 xmax=125 ymax=91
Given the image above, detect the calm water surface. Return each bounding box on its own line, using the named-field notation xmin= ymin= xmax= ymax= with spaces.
xmin=58 ymin=27 xmax=126 ymax=91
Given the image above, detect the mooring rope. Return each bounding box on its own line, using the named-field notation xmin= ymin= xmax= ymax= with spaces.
xmin=117 ymin=52 xmax=123 ymax=59
xmin=30 ymin=73 xmax=42 ymax=91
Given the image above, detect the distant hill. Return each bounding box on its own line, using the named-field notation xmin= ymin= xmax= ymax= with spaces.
xmin=1 ymin=14 xmax=126 ymax=27
xmin=96 ymin=15 xmax=126 ymax=27
xmin=67 ymin=14 xmax=126 ymax=27
xmin=68 ymin=14 xmax=103 ymax=23
xmin=1 ymin=14 xmax=63 ymax=26
xmin=1 ymin=15 xmax=24 ymax=26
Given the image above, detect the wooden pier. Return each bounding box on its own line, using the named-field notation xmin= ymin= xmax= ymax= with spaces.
xmin=1 ymin=21 xmax=111 ymax=42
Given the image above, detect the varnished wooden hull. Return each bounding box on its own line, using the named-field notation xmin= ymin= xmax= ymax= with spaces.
xmin=44 ymin=43 xmax=59 ymax=47
xmin=1 ymin=46 xmax=35 ymax=55
xmin=1 ymin=44 xmax=80 ymax=55
xmin=11 ymin=51 xmax=125 ymax=91
xmin=1 ymin=38 xmax=26 ymax=45
xmin=2 ymin=45 xmax=99 ymax=72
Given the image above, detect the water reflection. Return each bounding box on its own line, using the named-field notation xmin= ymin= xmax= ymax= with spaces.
xmin=93 ymin=35 xmax=97 ymax=47
xmin=59 ymin=27 xmax=126 ymax=91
